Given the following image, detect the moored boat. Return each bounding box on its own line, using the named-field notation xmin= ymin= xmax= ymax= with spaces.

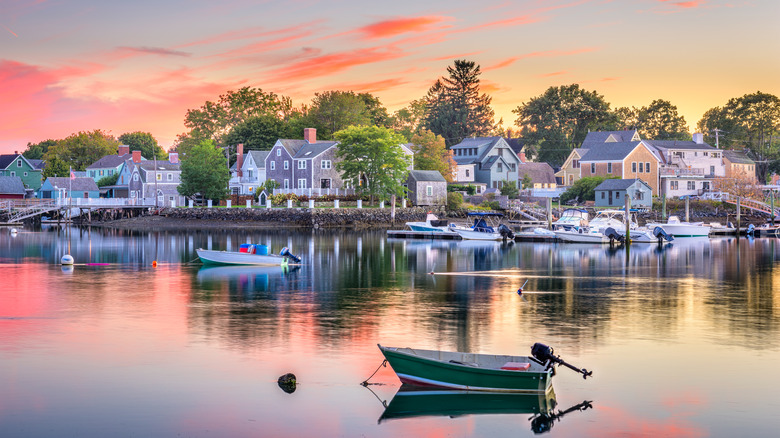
xmin=645 ymin=215 xmax=710 ymax=237
xmin=405 ymin=213 xmax=454 ymax=233
xmin=197 ymin=245 xmax=301 ymax=266
xmin=377 ymin=343 xmax=591 ymax=393
xmin=451 ymin=212 xmax=514 ymax=241
xmin=554 ymin=209 xmax=635 ymax=243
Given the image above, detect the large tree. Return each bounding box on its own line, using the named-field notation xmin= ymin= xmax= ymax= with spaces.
xmin=224 ymin=114 xmax=293 ymax=152
xmin=23 ymin=139 xmax=57 ymax=160
xmin=389 ymin=99 xmax=428 ymax=141
xmin=697 ymin=91 xmax=780 ymax=182
xmin=44 ymin=130 xmax=119 ymax=171
xmin=513 ymin=84 xmax=616 ymax=167
xmin=423 ymin=60 xmax=495 ymax=147
xmin=177 ymin=140 xmax=230 ymax=203
xmin=181 ymin=86 xmax=292 ymax=149
xmin=306 ymin=90 xmax=375 ymax=139
xmin=334 ymin=126 xmax=411 ymax=203
xmin=409 ymin=129 xmax=456 ymax=182
xmin=41 ymin=156 xmax=69 ymax=178
xmin=616 ymin=99 xmax=690 ymax=140
xmin=118 ymin=131 xmax=167 ymax=160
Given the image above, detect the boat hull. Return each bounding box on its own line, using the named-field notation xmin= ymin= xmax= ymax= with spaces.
xmin=452 ymin=228 xmax=503 ymax=241
xmin=645 ymin=223 xmax=709 ymax=237
xmin=553 ymin=230 xmax=609 ymax=243
xmin=379 ymin=345 xmax=553 ymax=393
xmin=406 ymin=222 xmax=451 ymax=233
xmin=196 ymin=248 xmax=290 ymax=266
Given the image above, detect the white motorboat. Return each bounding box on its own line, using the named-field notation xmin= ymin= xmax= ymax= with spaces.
xmin=554 ymin=210 xmax=636 ymax=243
xmin=621 ymin=226 xmax=674 ymax=243
xmin=533 ymin=208 xmax=589 ymax=235
xmin=197 ymin=245 xmax=301 ymax=266
xmin=451 ymin=212 xmax=514 ymax=241
xmin=405 ymin=213 xmax=454 ymax=233
xmin=645 ymin=216 xmax=710 ymax=238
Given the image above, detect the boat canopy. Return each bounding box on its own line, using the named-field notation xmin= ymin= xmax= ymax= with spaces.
xmin=466 ymin=212 xmax=504 ymax=217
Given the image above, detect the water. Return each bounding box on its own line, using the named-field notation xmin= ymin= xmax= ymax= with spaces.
xmin=1 ymin=226 xmax=779 ymax=437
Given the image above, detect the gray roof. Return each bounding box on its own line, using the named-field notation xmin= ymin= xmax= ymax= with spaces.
xmin=278 ymin=139 xmax=309 ymax=156
xmin=723 ymin=150 xmax=755 ymax=164
xmin=137 ymin=160 xmax=181 ymax=172
xmin=45 ymin=177 xmax=99 ymax=191
xmin=595 ymin=178 xmax=651 ymax=191
xmin=517 ymin=162 xmax=556 ymax=184
xmin=408 ymin=170 xmax=447 ymax=182
xmin=579 ymin=141 xmax=644 ymax=162
xmin=87 ymin=153 xmax=133 ymax=169
xmin=581 ymin=130 xmax=639 ymax=148
xmin=293 ymin=141 xmax=338 ymax=159
xmin=644 ymin=140 xmax=715 ymax=151
xmin=0 ymin=154 xmax=34 ymax=170
xmin=0 ymin=175 xmax=26 ymax=194
xmin=28 ymin=159 xmax=45 ymax=170
xmin=248 ymin=150 xmax=269 ymax=168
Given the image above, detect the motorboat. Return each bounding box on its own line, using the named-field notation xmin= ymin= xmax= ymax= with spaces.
xmin=621 ymin=226 xmax=674 ymax=243
xmin=196 ymin=244 xmax=301 ymax=266
xmin=451 ymin=212 xmax=514 ymax=241
xmin=533 ymin=208 xmax=589 ymax=235
xmin=405 ymin=213 xmax=454 ymax=233
xmin=377 ymin=343 xmax=591 ymax=393
xmin=645 ymin=215 xmax=710 ymax=237
xmin=554 ymin=209 xmax=636 ymax=243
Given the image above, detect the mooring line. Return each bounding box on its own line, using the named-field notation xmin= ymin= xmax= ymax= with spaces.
xmin=360 ymin=359 xmax=388 ymax=386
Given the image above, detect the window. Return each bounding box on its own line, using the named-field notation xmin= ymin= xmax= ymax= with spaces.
xmin=298 ymin=179 xmax=306 ymax=189
xmin=497 ymin=163 xmax=503 ymax=172
xmin=710 ymin=165 xmax=715 ymax=175
xmin=638 ymin=163 xmax=643 ymax=173
xmin=320 ymin=179 xmax=331 ymax=189
xmin=156 ymin=173 xmax=162 ymax=181
xmin=298 ymin=160 xmax=306 ymax=169
xmin=601 ymin=191 xmax=605 ymax=199
xmin=167 ymin=173 xmax=173 ymax=181
xmin=573 ymin=160 xmax=579 ymax=169
xmin=670 ymin=180 xmax=678 ymax=190
xmin=270 ymin=161 xmax=275 ymax=170
xmin=133 ymin=174 xmax=139 ymax=181
xmin=510 ymin=163 xmax=516 ymax=172
xmin=24 ymin=172 xmax=28 ymax=176
xmin=590 ymin=163 xmax=595 ymax=173
xmin=90 ymin=171 xmax=95 ymax=177
xmin=426 ymin=185 xmax=433 ymax=196
xmin=99 ymin=170 xmax=104 ymax=176
xmin=109 ymin=170 xmax=113 ymax=175
xmin=17 ymin=160 xmax=22 ymax=167
xmin=276 ymin=148 xmax=281 ymax=157
xmin=321 ymin=160 xmax=331 ymax=169
xmin=284 ymin=179 xmax=289 ymax=189
xmin=465 ymin=169 xmax=470 ymax=178
xmin=632 ymin=162 xmax=637 ymax=173
xmin=10 ymin=171 xmax=15 ymax=176
xmin=607 ymin=163 xmax=612 ymax=173
xmin=284 ymin=161 xmax=289 ymax=170
xmin=688 ymin=181 xmax=695 ymax=190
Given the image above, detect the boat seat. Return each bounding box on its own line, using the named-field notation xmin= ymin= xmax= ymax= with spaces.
xmin=449 ymin=360 xmax=478 ymax=367
xmin=501 ymin=362 xmax=531 ymax=371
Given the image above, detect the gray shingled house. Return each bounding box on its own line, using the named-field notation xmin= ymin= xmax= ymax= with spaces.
xmin=0 ymin=175 xmax=26 ymax=199
xmin=406 ymin=170 xmax=447 ymax=206
xmin=594 ymin=178 xmax=653 ymax=209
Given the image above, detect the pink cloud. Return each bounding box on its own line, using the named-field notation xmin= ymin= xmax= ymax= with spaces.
xmin=264 ymin=47 xmax=406 ymax=82
xmin=539 ymin=71 xmax=568 ymax=77
xmin=658 ymin=0 xmax=706 ymax=7
xmin=484 ymin=47 xmax=598 ymax=71
xmin=326 ymin=78 xmax=409 ymax=93
xmin=356 ymin=16 xmax=452 ymax=39
xmin=179 ymin=21 xmax=324 ymax=49
xmin=431 ymin=51 xmax=484 ymax=62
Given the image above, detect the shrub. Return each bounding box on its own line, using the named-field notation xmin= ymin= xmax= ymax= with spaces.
xmin=447 ymin=192 xmax=464 ymax=211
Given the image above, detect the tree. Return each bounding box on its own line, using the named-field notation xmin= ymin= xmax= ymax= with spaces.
xmin=23 ymin=139 xmax=57 ymax=160
xmin=358 ymin=92 xmax=389 ymax=127
xmin=118 ymin=131 xmax=167 ymax=160
xmin=334 ymin=126 xmax=411 ymax=203
xmin=44 ymin=130 xmax=119 ymax=171
xmin=697 ymin=91 xmax=780 ymax=182
xmin=559 ymin=176 xmax=614 ymax=203
xmin=177 ymin=140 xmax=230 ymax=203
xmin=712 ymin=174 xmax=762 ymax=200
xmin=97 ymin=173 xmax=119 ymax=187
xmin=41 ymin=156 xmax=69 ymax=178
xmin=225 ymin=114 xmax=291 ymax=151
xmin=409 ymin=129 xmax=456 ymax=182
xmin=389 ymin=99 xmax=427 ymax=141
xmin=513 ymin=84 xmax=616 ymax=167
xmin=307 ymin=90 xmax=374 ymax=139
xmin=500 ymin=180 xmax=519 ymax=198
xmin=521 ymin=173 xmax=533 ymax=189
xmin=615 ymin=99 xmax=689 ymax=140
xmin=182 ymin=86 xmax=292 ymax=148
xmin=423 ymin=60 xmax=495 ymax=146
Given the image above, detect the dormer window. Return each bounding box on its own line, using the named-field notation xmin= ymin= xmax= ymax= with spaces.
xmin=276 ymin=148 xmax=281 ymax=157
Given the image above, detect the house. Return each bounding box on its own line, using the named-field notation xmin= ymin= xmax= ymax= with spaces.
xmin=229 ymin=144 xmax=269 ymax=195
xmin=646 ymin=133 xmax=725 ymax=198
xmin=594 ymin=178 xmax=653 ymax=209
xmin=104 ymin=150 xmax=147 ymax=198
xmin=449 ymin=137 xmax=521 ymax=191
xmin=518 ymin=162 xmax=557 ymax=189
xmin=722 ymin=150 xmax=757 ymax=183
xmin=556 ymin=130 xmax=640 ymax=186
xmin=265 ymin=128 xmax=344 ymax=192
xmin=0 ymin=153 xmax=43 ymax=191
xmin=127 ymin=155 xmax=185 ymax=207
xmin=0 ymin=176 xmax=26 ymax=199
xmin=39 ymin=177 xmax=99 ymax=199
xmin=86 ymin=145 xmax=133 ymax=183
xmin=406 ymin=170 xmax=447 ymax=206
xmin=579 ymin=140 xmax=663 ymax=195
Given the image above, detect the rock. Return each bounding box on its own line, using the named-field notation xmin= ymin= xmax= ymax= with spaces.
xmin=277 ymin=372 xmax=297 ymax=394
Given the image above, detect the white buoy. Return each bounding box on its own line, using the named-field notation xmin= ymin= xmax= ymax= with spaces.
xmin=10 ymin=228 xmax=18 ymax=234
xmin=61 ymin=254 xmax=74 ymax=265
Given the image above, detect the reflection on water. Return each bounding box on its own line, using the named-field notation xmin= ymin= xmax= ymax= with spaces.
xmin=1 ymin=226 xmax=780 ymax=437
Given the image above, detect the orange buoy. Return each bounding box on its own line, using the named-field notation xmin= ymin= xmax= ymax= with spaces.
xmin=152 ymin=261 xmax=157 ymax=268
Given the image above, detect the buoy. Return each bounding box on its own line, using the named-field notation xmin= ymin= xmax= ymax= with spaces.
xmin=10 ymin=228 xmax=18 ymax=234
xmin=152 ymin=260 xmax=157 ymax=268
xmin=61 ymin=254 xmax=74 ymax=265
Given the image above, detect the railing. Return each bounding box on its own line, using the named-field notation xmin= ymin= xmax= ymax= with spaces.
xmin=273 ymin=188 xmax=355 ymax=197
xmin=721 ymin=193 xmax=780 ymax=217
xmin=659 ymin=167 xmax=705 ymax=177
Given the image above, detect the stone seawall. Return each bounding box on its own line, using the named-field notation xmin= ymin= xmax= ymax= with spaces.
xmin=158 ymin=206 xmax=446 ymax=229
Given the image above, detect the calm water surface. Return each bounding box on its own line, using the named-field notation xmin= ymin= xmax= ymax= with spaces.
xmin=1 ymin=226 xmax=779 ymax=437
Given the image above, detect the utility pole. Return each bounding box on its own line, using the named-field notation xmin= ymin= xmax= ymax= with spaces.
xmin=711 ymin=128 xmax=724 ymax=149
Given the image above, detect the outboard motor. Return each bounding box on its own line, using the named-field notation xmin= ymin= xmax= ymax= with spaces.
xmin=746 ymin=223 xmax=755 ymax=236
xmin=498 ymin=224 xmax=515 ymax=241
xmin=652 ymin=226 xmax=674 ymax=242
xmin=531 ymin=342 xmax=593 ymax=379
xmin=279 ymin=247 xmax=301 ymax=263
xmin=603 ymin=227 xmax=624 ymax=244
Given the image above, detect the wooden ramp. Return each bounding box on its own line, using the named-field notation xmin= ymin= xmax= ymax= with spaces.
xmin=721 ymin=194 xmax=780 ymax=217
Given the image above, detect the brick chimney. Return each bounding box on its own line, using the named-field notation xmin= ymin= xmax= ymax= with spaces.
xmin=519 ymin=152 xmax=527 ymax=163
xmin=304 ymin=128 xmax=317 ymax=144
xmin=132 ymin=150 xmax=142 ymax=163
xmin=236 ymin=143 xmax=244 ymax=177
xmin=118 ymin=145 xmax=130 ymax=156
xmin=168 ymin=152 xmax=179 ymax=164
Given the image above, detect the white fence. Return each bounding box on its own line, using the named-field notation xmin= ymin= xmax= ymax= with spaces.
xmin=55 ymin=197 xmax=157 ymax=207
xmin=272 ymin=187 xmax=355 ymax=197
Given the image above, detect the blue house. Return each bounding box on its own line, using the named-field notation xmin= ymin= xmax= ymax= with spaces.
xmin=594 ymin=178 xmax=653 ymax=209
xmin=39 ymin=177 xmax=100 ymax=199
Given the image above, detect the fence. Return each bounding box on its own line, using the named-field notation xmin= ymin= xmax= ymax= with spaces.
xmin=272 ymin=187 xmax=355 ymax=197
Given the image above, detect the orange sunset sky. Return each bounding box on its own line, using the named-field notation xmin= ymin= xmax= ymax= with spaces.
xmin=1 ymin=0 xmax=778 ymax=154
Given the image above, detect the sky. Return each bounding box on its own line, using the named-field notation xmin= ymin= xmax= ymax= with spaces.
xmin=1 ymin=0 xmax=778 ymax=154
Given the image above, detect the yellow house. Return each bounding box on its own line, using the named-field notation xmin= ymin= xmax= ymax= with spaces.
xmin=723 ymin=150 xmax=757 ymax=183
